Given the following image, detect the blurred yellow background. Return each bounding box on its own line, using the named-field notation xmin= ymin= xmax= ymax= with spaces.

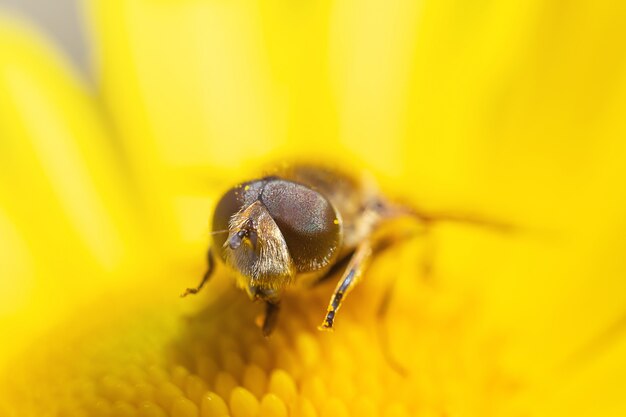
xmin=1 ymin=0 xmax=626 ymax=416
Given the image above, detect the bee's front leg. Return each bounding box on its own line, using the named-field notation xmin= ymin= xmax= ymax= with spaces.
xmin=319 ymin=240 xmax=373 ymax=330
xmin=262 ymin=301 xmax=281 ymax=337
xmin=181 ymin=248 xmax=215 ymax=297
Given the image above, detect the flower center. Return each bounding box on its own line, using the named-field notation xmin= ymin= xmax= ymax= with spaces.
xmin=0 ymin=264 xmax=521 ymax=417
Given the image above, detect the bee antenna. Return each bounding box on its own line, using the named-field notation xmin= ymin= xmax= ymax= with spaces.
xmin=208 ymin=229 xmax=230 ymax=236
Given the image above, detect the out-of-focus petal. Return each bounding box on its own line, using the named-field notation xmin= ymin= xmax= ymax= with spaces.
xmin=329 ymin=0 xmax=421 ymax=178
xmin=0 ymin=16 xmax=146 ymax=363
xmin=86 ymin=0 xmax=294 ymax=261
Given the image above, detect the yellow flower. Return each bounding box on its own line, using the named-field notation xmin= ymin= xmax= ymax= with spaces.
xmin=2 ymin=1 xmax=626 ymax=416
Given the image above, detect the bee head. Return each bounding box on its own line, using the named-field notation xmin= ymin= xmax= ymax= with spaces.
xmin=212 ymin=178 xmax=342 ymax=292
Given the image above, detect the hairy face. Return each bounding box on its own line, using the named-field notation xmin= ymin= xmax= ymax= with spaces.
xmin=224 ymin=201 xmax=295 ymax=291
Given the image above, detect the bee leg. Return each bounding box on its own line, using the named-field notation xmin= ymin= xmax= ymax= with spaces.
xmin=376 ymin=275 xmax=409 ymax=376
xmin=181 ymin=248 xmax=215 ymax=297
xmin=417 ymin=224 xmax=436 ymax=281
xmin=262 ymin=301 xmax=281 ymax=337
xmin=319 ymin=240 xmax=373 ymax=330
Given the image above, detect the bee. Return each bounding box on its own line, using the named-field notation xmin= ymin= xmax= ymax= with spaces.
xmin=182 ymin=164 xmax=511 ymax=335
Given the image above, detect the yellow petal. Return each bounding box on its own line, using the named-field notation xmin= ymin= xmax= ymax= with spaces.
xmin=86 ymin=0 xmax=297 ymax=259
xmin=0 ymin=15 xmax=146 ymax=363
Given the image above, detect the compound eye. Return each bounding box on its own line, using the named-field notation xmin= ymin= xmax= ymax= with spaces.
xmin=211 ymin=180 xmax=266 ymax=256
xmin=260 ymin=180 xmax=341 ymax=271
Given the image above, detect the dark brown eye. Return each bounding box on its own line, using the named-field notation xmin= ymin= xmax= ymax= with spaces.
xmin=260 ymin=180 xmax=341 ymax=271
xmin=211 ymin=179 xmax=267 ymax=255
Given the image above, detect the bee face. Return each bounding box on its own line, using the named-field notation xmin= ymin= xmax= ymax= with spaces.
xmin=224 ymin=200 xmax=294 ymax=290
xmin=212 ymin=178 xmax=342 ymax=292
